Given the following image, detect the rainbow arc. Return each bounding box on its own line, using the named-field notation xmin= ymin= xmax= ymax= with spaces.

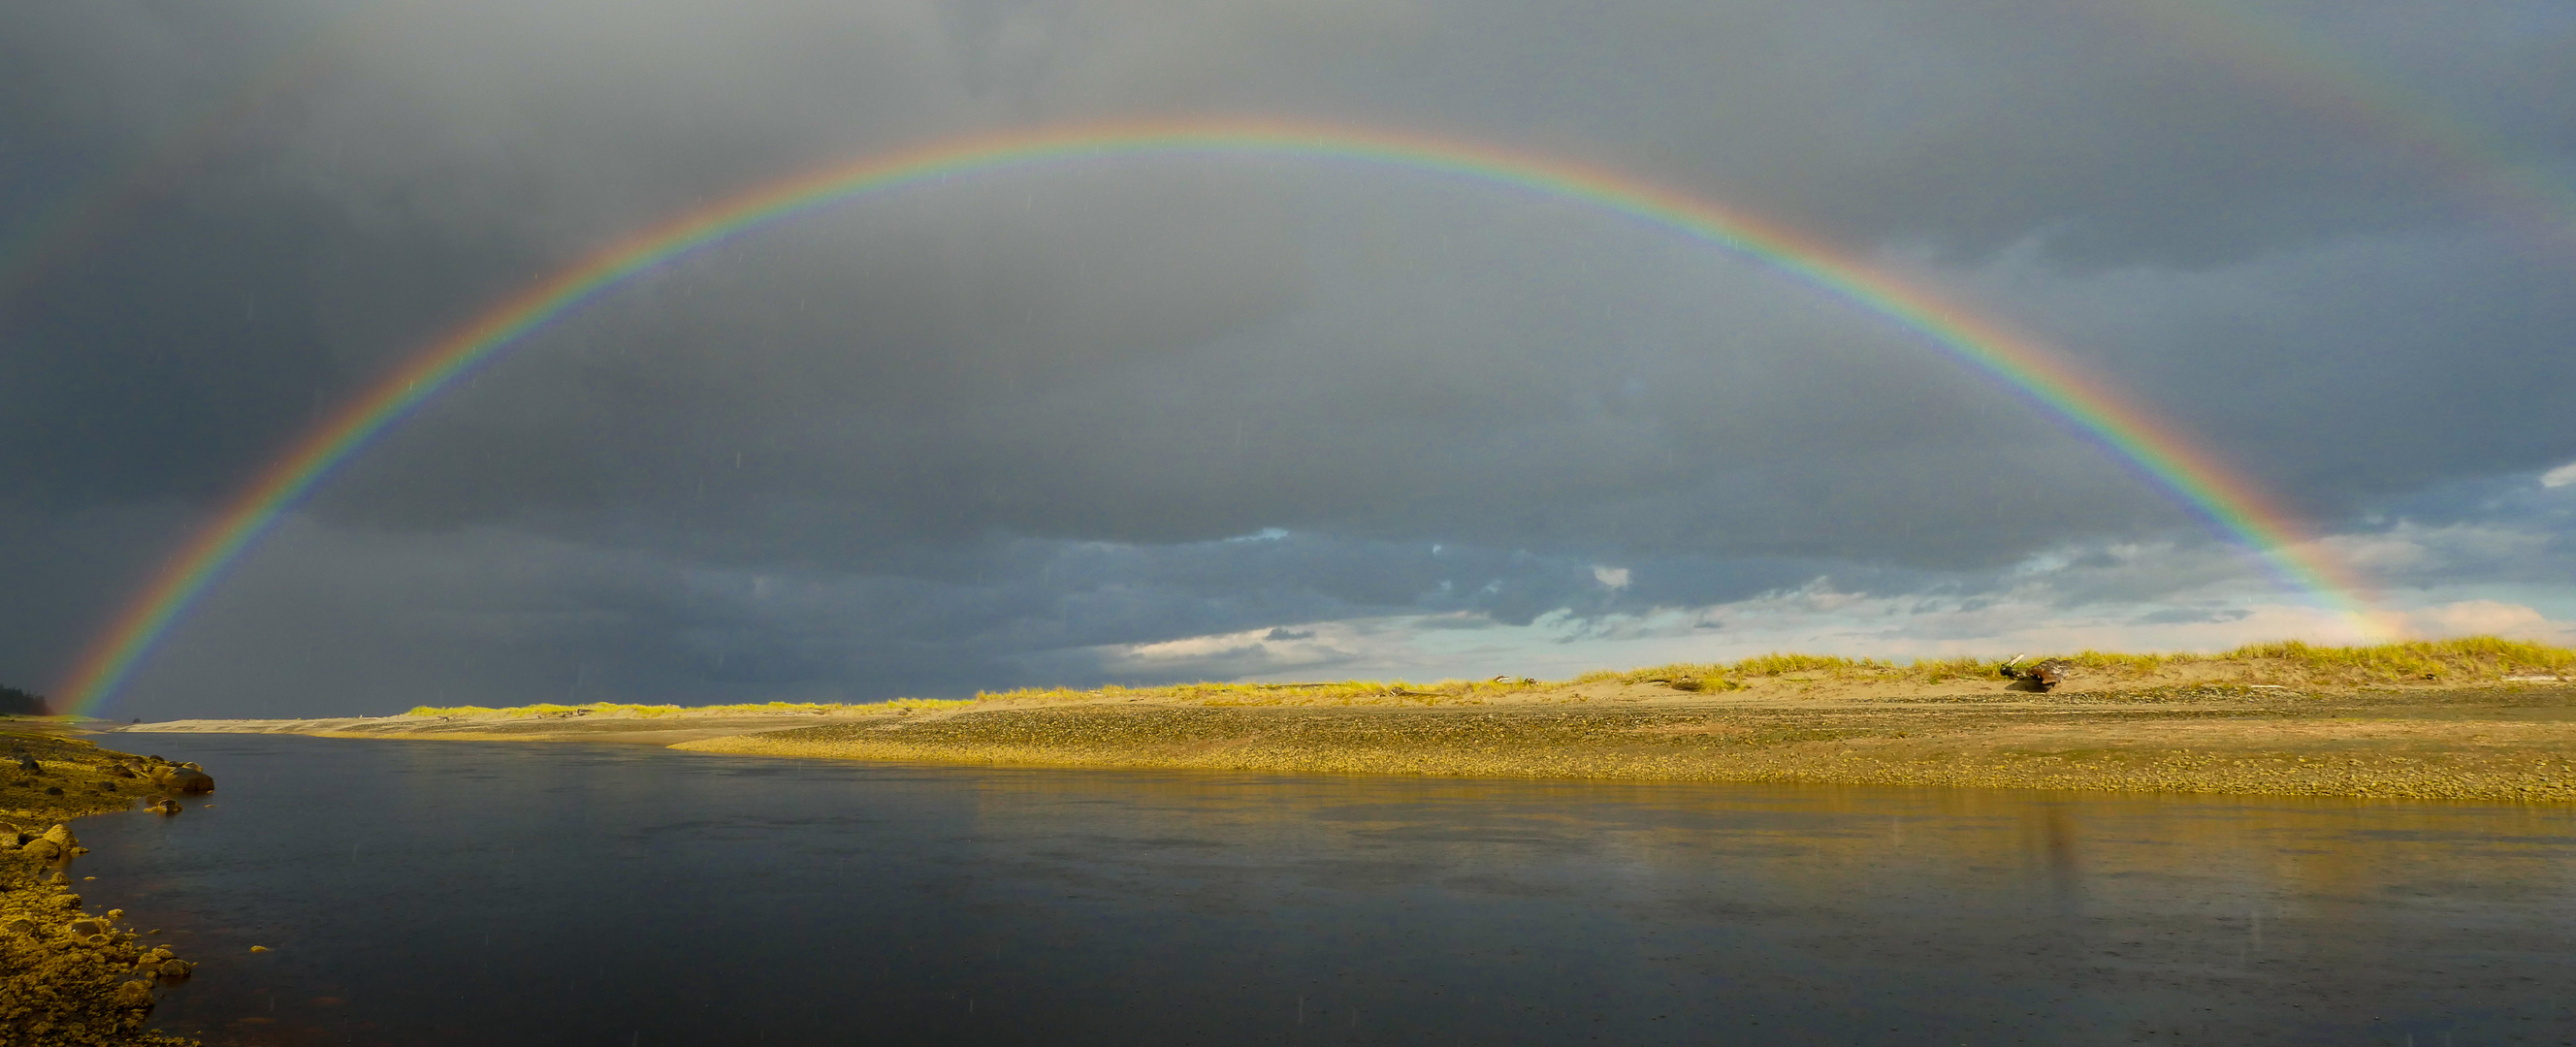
xmin=54 ymin=118 xmax=2393 ymax=716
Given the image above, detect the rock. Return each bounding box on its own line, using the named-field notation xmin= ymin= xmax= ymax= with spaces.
xmin=248 ymin=945 xmax=270 ymax=953
xmin=156 ymin=959 xmax=193 ymax=980
xmin=113 ymin=980 xmax=155 ymax=1009
xmin=13 ymin=754 xmax=35 ymax=773
xmin=47 ymin=871 xmax=69 ymax=885
xmin=41 ymin=824 xmax=76 ymax=848
xmin=65 ymin=918 xmax=106 ymax=937
xmin=152 ymin=766 xmax=214 ymax=794
xmin=21 ymin=839 xmax=63 ymax=861
xmin=3 ymin=918 xmax=36 ymax=936
xmin=106 ymin=764 xmax=136 ymax=778
xmin=147 ymin=799 xmax=183 ymax=815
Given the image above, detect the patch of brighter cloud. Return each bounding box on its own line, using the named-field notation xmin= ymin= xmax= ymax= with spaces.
xmin=1592 ymin=566 xmax=1630 ymax=589
xmin=1086 ymin=583 xmax=2576 ymax=686
xmin=2406 ymin=599 xmax=2560 ymax=639
xmin=2544 ymin=461 xmax=2576 ymax=488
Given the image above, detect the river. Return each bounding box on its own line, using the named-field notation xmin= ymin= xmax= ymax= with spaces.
xmin=63 ymin=734 xmax=2576 ymax=1044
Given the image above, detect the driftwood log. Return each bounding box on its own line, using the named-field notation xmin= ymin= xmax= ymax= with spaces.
xmin=1999 ymin=657 xmax=2075 ymax=691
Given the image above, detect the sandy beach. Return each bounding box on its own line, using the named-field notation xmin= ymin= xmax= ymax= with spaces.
xmin=120 ymin=651 xmax=2576 ymax=803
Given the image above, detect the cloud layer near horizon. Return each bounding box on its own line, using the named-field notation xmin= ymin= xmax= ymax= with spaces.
xmin=3 ymin=0 xmax=2571 ymax=715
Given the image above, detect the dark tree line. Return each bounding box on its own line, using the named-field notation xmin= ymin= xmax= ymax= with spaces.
xmin=0 ymin=683 xmax=48 ymax=715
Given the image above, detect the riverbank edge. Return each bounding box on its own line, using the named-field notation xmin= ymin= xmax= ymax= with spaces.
xmin=1 ymin=728 xmax=200 ymax=1047
xmin=671 ymin=703 xmax=2576 ymax=803
xmin=110 ymin=677 xmax=2576 ymax=804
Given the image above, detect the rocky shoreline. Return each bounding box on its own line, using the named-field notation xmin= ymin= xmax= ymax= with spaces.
xmin=1 ymin=728 xmax=211 ymax=1047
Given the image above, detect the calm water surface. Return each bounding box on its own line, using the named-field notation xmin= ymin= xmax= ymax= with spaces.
xmin=59 ymin=735 xmax=2576 ymax=1045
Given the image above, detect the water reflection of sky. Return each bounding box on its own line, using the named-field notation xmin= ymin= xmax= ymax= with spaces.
xmin=67 ymin=736 xmax=2576 ymax=1045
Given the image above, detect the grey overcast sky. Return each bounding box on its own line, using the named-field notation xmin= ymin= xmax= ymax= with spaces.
xmin=4 ymin=0 xmax=2572 ymax=718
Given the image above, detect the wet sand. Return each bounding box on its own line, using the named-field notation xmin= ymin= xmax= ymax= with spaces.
xmin=127 ymin=675 xmax=2576 ymax=802
xmin=122 ymin=711 xmax=868 ymax=747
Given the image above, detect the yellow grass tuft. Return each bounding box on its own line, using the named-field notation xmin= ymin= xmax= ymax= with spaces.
xmin=2216 ymin=637 xmax=2576 ymax=682
xmin=1572 ymin=637 xmax=2576 ymax=689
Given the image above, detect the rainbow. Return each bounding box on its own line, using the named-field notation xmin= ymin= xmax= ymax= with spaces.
xmin=52 ymin=118 xmax=2394 ymax=715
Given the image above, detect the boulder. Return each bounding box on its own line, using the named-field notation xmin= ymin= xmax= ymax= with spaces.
xmin=152 ymin=767 xmax=214 ymax=794
xmin=156 ymin=959 xmax=193 ymax=981
xmin=3 ymin=918 xmax=36 ymax=937
xmin=21 ymin=839 xmax=63 ymax=861
xmin=40 ymin=824 xmax=76 ymax=848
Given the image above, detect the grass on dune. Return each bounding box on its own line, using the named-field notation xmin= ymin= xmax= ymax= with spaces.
xmin=406 ymin=638 xmax=2575 ymax=718
xmin=1573 ymin=652 xmax=1940 ymax=690
xmin=973 ymin=678 xmax=1545 ymax=707
xmin=1584 ymin=636 xmax=2576 ymax=691
xmin=2218 ymin=636 xmax=2576 ymax=681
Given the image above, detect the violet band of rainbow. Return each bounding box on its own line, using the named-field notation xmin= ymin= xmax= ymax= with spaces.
xmin=54 ymin=118 xmax=2393 ymax=715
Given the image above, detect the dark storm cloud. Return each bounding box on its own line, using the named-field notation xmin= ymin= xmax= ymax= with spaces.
xmin=306 ymin=176 xmax=2190 ymax=567
xmin=3 ymin=0 xmax=2572 ymax=712
xmin=92 ymin=510 xmax=1996 ymax=715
